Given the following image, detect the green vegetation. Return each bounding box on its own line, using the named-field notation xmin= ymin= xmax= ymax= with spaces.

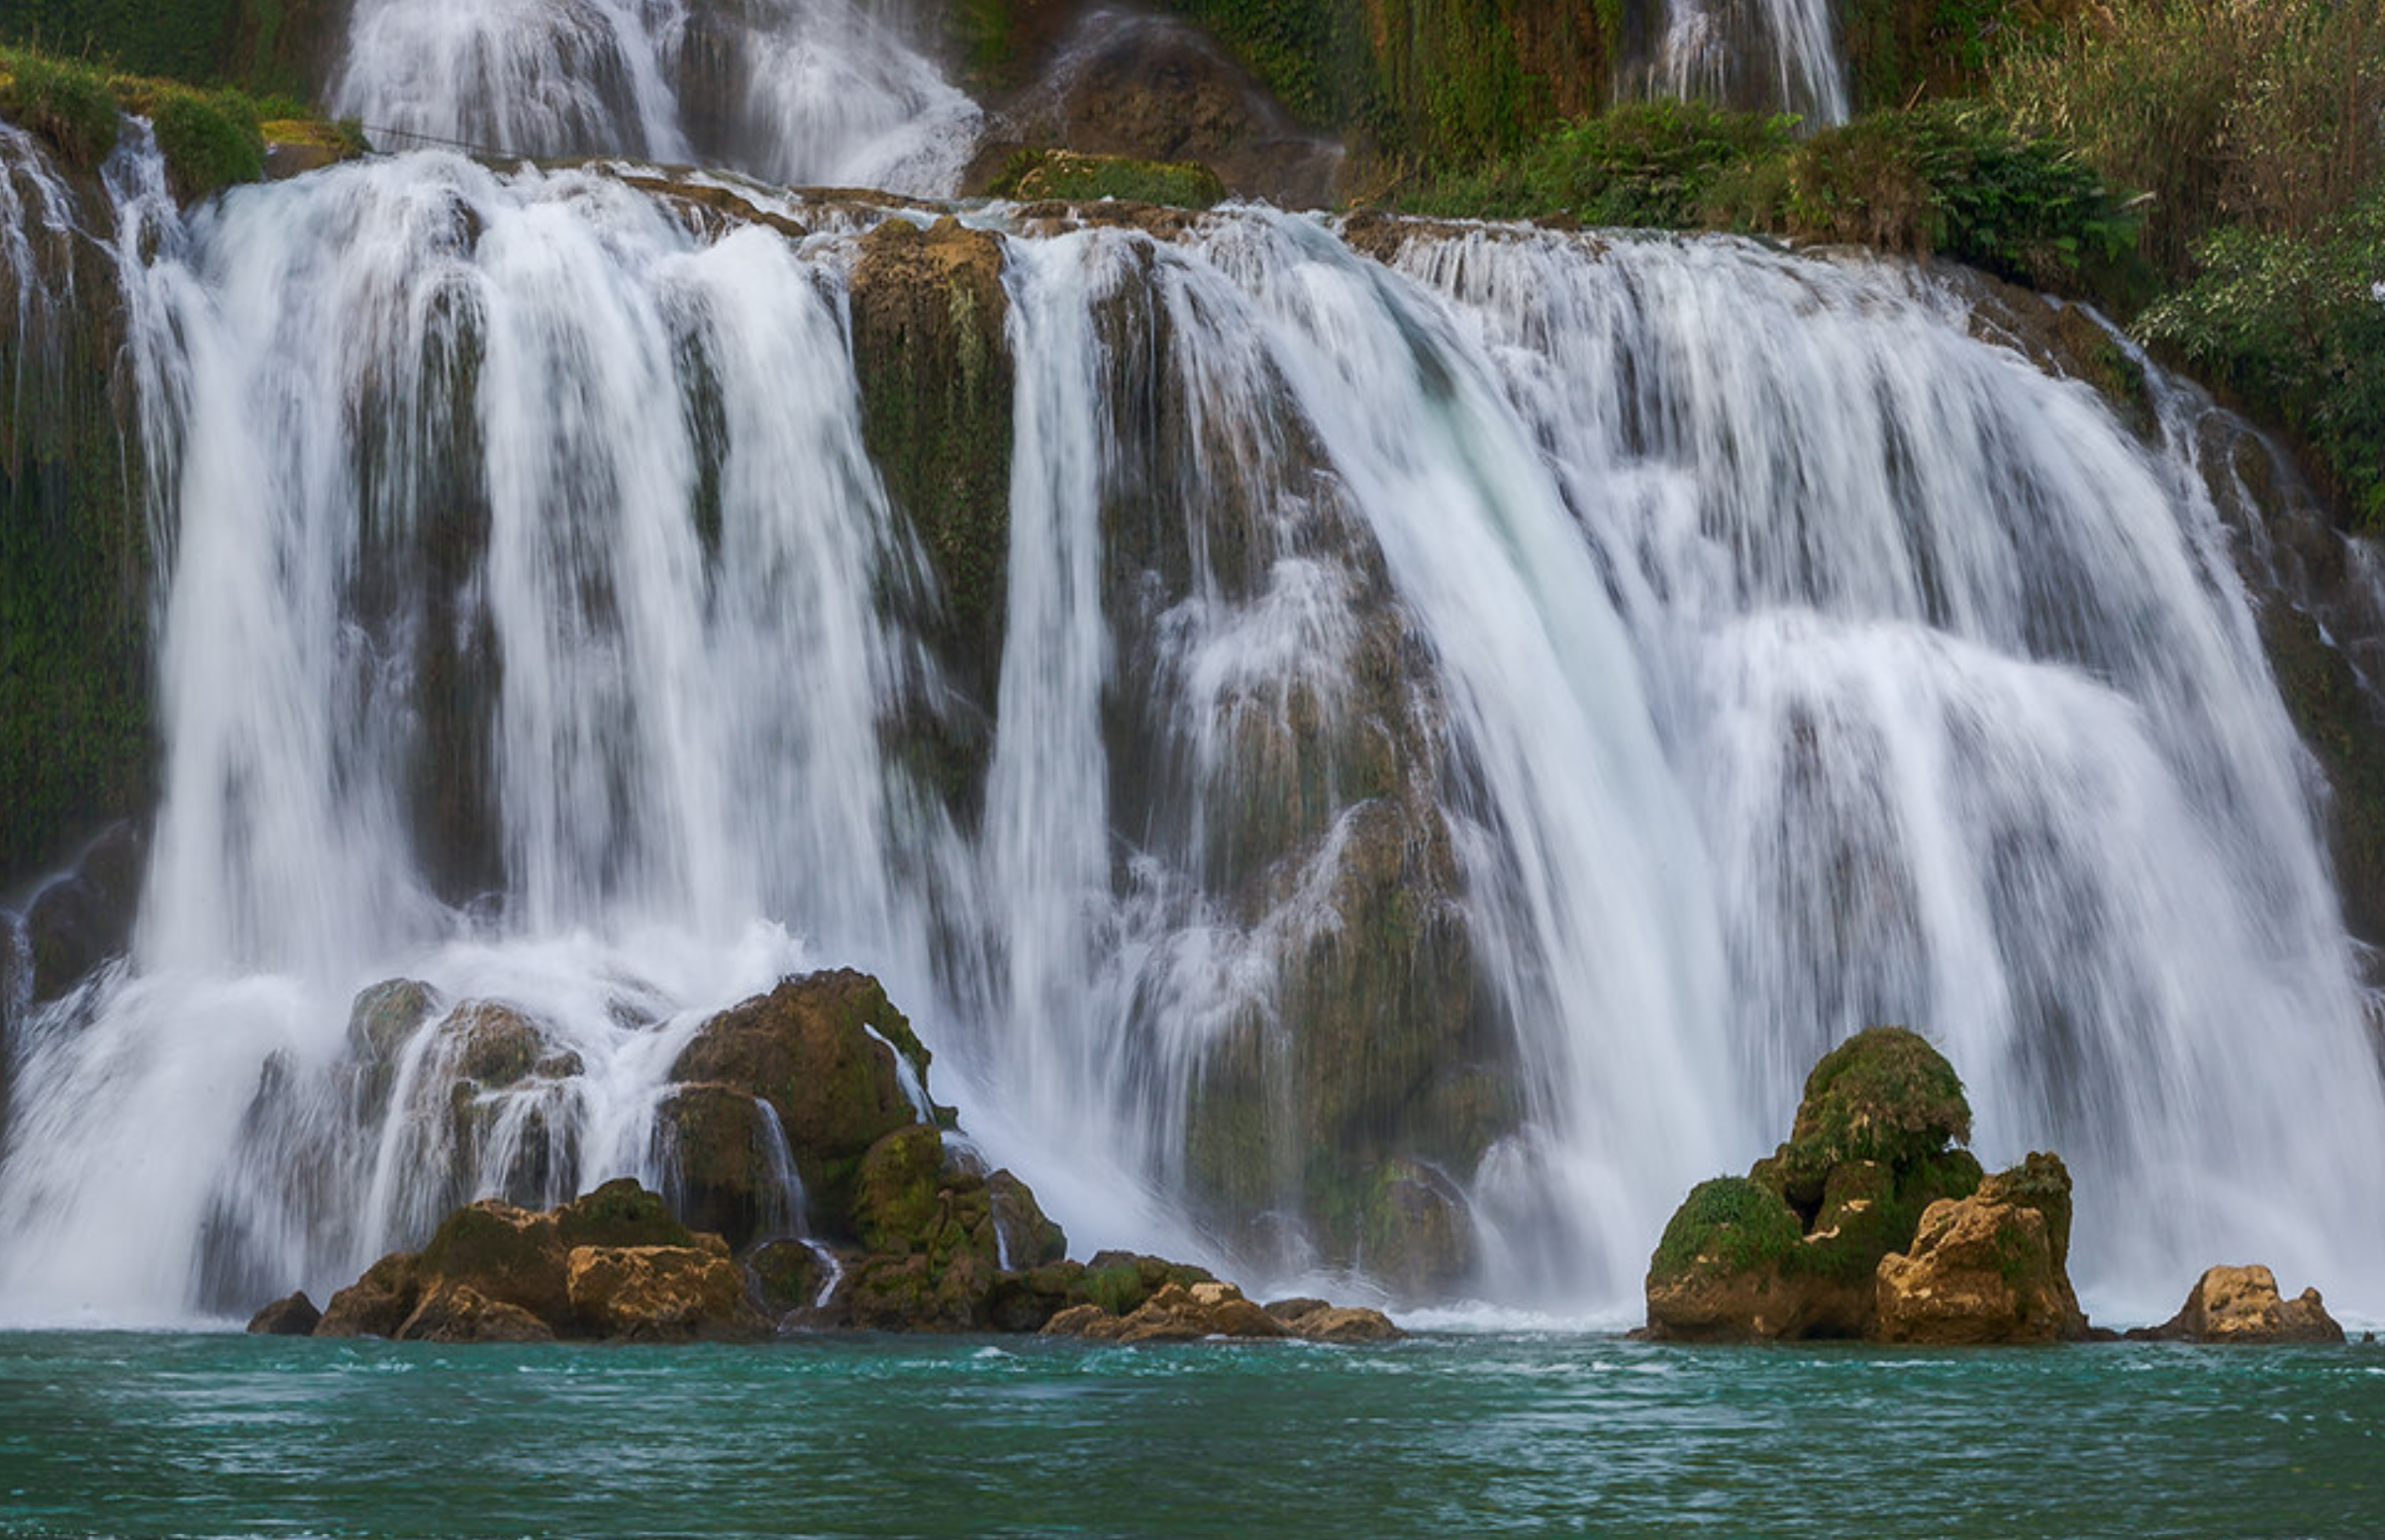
xmin=1990 ymin=0 xmax=2385 ymax=526
xmin=1401 ymin=99 xmax=2141 ymax=294
xmin=1649 ymin=1176 xmax=1803 ymax=1281
xmin=989 ymin=147 xmax=1228 ymax=208
xmin=0 ymin=0 xmax=330 ymax=103
xmin=0 ymin=48 xmax=120 ymax=162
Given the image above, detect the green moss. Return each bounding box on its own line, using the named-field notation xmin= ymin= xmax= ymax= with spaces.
xmin=1776 ymin=1025 xmax=1971 ymax=1202
xmin=1401 ymin=99 xmax=1795 ymax=225
xmin=1650 ymin=1177 xmax=1802 ymax=1283
xmin=854 ymin=1124 xmax=946 ymax=1255
xmin=990 ymin=148 xmax=1227 ymax=210
xmin=552 ymin=1178 xmax=696 ymax=1250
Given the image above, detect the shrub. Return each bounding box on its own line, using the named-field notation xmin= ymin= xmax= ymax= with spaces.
xmin=1992 ymin=0 xmax=2385 ymax=276
xmin=1784 ymin=102 xmax=2145 ymax=292
xmin=1403 ymin=100 xmax=1797 ymax=226
xmin=2139 ymin=189 xmax=2385 ymax=526
xmin=147 ymin=86 xmax=263 ymax=199
xmin=0 ymin=48 xmax=120 ymax=166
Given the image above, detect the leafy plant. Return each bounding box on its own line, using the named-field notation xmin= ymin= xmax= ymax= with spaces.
xmin=2140 ymin=189 xmax=2385 ymax=526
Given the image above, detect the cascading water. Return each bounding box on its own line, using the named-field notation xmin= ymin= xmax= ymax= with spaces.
xmin=2 ymin=94 xmax=2382 ymax=1325
xmin=333 ymin=0 xmax=982 ymax=195
xmin=1640 ymin=0 xmax=1848 ymax=122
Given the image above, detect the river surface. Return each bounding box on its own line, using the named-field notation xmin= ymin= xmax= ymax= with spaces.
xmin=1 ymin=1330 xmax=2378 ymax=1537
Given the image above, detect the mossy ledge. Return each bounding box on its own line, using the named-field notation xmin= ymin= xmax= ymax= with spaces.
xmin=0 ymin=44 xmax=359 ymax=200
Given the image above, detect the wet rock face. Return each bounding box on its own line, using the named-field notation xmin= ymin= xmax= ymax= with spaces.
xmin=668 ymin=970 xmax=929 ymax=1234
xmin=1872 ymin=1153 xmax=2090 ymax=1346
xmin=23 ymin=822 xmax=146 ymax=1004
xmin=848 ymin=214 xmax=1013 ymax=768
xmin=2136 ymin=1265 xmax=2346 ymax=1345
xmin=966 ymin=9 xmax=1342 ymax=208
xmin=245 ymin=1291 xmax=323 ymax=1336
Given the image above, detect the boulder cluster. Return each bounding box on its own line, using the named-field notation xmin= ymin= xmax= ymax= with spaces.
xmin=1643 ymin=1026 xmax=2350 ymax=1347
xmin=1643 ymin=1026 xmax=2085 ymax=1344
xmin=253 ymin=969 xmax=1399 ymax=1347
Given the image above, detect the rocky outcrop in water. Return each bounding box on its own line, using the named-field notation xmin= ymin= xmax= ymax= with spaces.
xmin=311 ymin=1179 xmax=767 ymax=1343
xmin=664 ymin=969 xmax=936 ymax=1244
xmin=1040 ymin=1279 xmax=1402 ymax=1344
xmin=1873 ymin=1153 xmax=2090 ymax=1345
xmin=1643 ymin=1027 xmax=1991 ymax=1342
xmin=2130 ymin=1265 xmax=2347 ymax=1345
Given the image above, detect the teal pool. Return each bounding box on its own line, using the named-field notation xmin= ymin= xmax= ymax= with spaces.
xmin=1 ymin=1331 xmax=2378 ymax=1538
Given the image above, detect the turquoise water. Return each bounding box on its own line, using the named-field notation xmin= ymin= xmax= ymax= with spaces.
xmin=1 ymin=1331 xmax=2379 ymax=1538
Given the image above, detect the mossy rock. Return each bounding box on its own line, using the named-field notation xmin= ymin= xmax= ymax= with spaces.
xmin=1649 ymin=1177 xmax=1804 ymax=1287
xmin=1975 ymin=1150 xmax=2074 ymax=1274
xmin=1775 ymin=1026 xmax=1971 ymax=1204
xmin=854 ymin=1123 xmax=947 ymax=1255
xmin=670 ymin=972 xmax=927 ymax=1208
xmin=653 ymin=1085 xmax=781 ymax=1251
xmin=988 ymin=148 xmax=1226 ymax=210
xmin=348 ymin=980 xmax=439 ymax=1068
xmin=848 ymin=215 xmax=1012 ymax=791
xmin=748 ymin=1240 xmax=830 ymax=1313
xmin=1359 ymin=1158 xmax=1475 ymax=1300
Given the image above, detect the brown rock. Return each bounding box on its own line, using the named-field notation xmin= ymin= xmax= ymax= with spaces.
xmin=397 ymin=1281 xmax=556 ymax=1344
xmin=1041 ymin=1301 xmax=1129 ymax=1340
xmin=1290 ymin=1305 xmax=1405 ymax=1344
xmin=1873 ymin=1161 xmax=2090 ymax=1345
xmin=565 ymin=1245 xmax=767 ymax=1341
xmin=2143 ymin=1265 xmax=2346 ymax=1344
xmin=669 ymin=972 xmax=927 ymax=1205
xmin=246 ymin=1291 xmax=322 ymax=1336
xmin=315 ymin=1253 xmax=423 ymax=1338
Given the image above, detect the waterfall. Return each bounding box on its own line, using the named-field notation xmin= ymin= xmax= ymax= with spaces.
xmin=1641 ymin=0 xmax=1848 ymax=122
xmin=332 ymin=0 xmax=982 ymax=195
xmin=1 ymin=116 xmax=2381 ymax=1325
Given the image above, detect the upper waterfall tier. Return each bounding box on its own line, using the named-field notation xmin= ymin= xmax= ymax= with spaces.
xmin=0 ymin=136 xmax=2379 ymax=1325
xmin=331 ymin=0 xmax=983 ymax=195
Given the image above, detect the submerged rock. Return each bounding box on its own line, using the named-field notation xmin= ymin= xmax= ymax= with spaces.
xmin=2133 ymin=1265 xmax=2346 ymax=1345
xmin=1040 ymin=1280 xmax=1400 ymax=1344
xmin=1873 ymin=1154 xmax=2090 ymax=1345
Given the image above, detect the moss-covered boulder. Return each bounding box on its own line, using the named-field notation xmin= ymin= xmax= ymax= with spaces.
xmin=1873 ymin=1154 xmax=2090 ymax=1345
xmin=1645 ymin=1026 xmax=2009 ymax=1342
xmin=1642 ymin=1177 xmax=1822 ymax=1341
xmin=1359 ymin=1158 xmax=1476 ymax=1301
xmin=668 ymin=971 xmax=929 ymax=1235
xmin=1763 ymin=1025 xmax=1972 ymax=1210
xmin=652 ymin=1084 xmax=786 ymax=1252
xmin=826 ymin=1122 xmax=1072 ymax=1330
